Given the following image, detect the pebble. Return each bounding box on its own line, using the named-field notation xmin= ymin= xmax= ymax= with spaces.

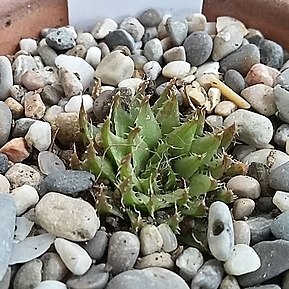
xmin=224 ymin=109 xmax=273 ymax=148
xmin=95 ymin=50 xmax=134 ymax=86
xmin=259 ymin=39 xmax=284 ymax=69
xmin=41 ymin=85 xmax=62 ymax=106
xmin=0 ymin=174 xmax=10 ymax=193
xmin=142 ymin=27 xmax=158 ymax=44
xmin=135 ymin=252 xmax=174 ymax=269
xmin=107 ymin=231 xmax=140 ymax=274
xmin=140 ymin=224 xmax=163 ymax=255
xmin=85 ymin=46 xmax=102 ymax=68
xmin=41 ymin=252 xmax=68 ymax=281
xmin=0 ymin=267 xmax=11 ymax=289
xmin=66 ymin=44 xmax=87 ymax=58
xmin=11 ymin=118 xmax=35 ymax=139
xmin=55 ymin=54 xmax=94 ymax=89
xmin=23 ymin=92 xmax=46 ymax=119
xmin=206 ymin=115 xmax=223 ymax=128
xmin=5 ymin=163 xmax=41 ymax=189
xmin=21 ymin=69 xmax=46 ymax=91
xmin=34 ymin=280 xmax=67 ymax=289
xmin=138 ymin=9 xmax=162 ymax=27
xmin=241 ymin=84 xmax=276 ymax=116
xmin=183 ymin=31 xmax=213 ymax=66
xmin=13 ymin=259 xmax=42 ymax=289
xmin=163 ymin=46 xmax=186 ymax=62
xmin=106 ymin=267 xmax=190 ymax=289
xmin=207 ymin=201 xmax=234 ymax=261
xmin=216 ymin=16 xmax=247 ymax=35
xmin=4 ymin=97 xmax=24 ymax=119
xmin=0 ymin=194 xmax=16 ymax=281
xmin=37 ymin=45 xmax=58 ymax=67
xmin=245 ymin=286 xmax=281 ymax=289
xmin=274 ymin=84 xmax=289 ymax=123
xmin=44 ymin=105 xmax=64 ymax=123
xmin=35 ymin=192 xmax=99 ymax=241
xmin=273 ymin=190 xmax=289 ymax=212
xmin=166 ymin=17 xmax=188 ymax=46
xmin=66 ymin=263 xmax=109 ymax=289
xmin=157 ymin=223 xmax=178 ymax=252
xmin=214 ymin=100 xmax=237 ymax=117
xmin=0 ymin=56 xmax=13 ymax=101
xmin=234 ymin=221 xmax=251 ymax=245
xmin=46 ymin=28 xmax=76 ymax=50
xmin=64 ymin=94 xmax=93 ymax=113
xmin=83 ymin=229 xmax=108 ymax=260
xmin=14 ymin=217 xmax=34 ymax=242
xmin=224 ymin=244 xmax=261 ymax=276
xmin=233 ymin=198 xmax=255 ymax=220
xmin=0 ymin=153 xmax=9 ymax=174
xmin=119 ymin=17 xmax=145 ymax=42
xmin=158 ymin=15 xmax=171 ymax=39
xmin=276 ymin=67 xmax=289 ymax=89
xmin=38 ymin=151 xmax=65 ymax=175
xmin=238 ymin=240 xmax=289 ymax=286
xmin=9 ymin=84 xmax=27 ymax=101
xmin=131 ymin=54 xmax=148 ymax=69
xmin=105 ymin=29 xmax=135 ymax=52
xmin=269 ymin=161 xmax=289 ymax=191
xmin=224 ymin=69 xmax=246 ymax=94
xmin=220 ymin=275 xmax=241 ymax=289
xmin=270 ymin=209 xmax=289 ymax=240
xmin=19 ymin=38 xmax=38 ymax=54
xmin=186 ymin=13 xmax=207 ymax=33
xmin=0 ymin=101 xmax=12 ymax=147
xmin=162 ymin=61 xmax=191 ymax=79
xmin=274 ymin=124 xmax=289 ymax=148
xmin=118 ymin=78 xmax=143 ymax=95
xmin=90 ymin=18 xmax=118 ymax=39
xmin=144 ymin=38 xmax=163 ymax=62
xmin=10 ymin=233 xmax=55 ymax=265
xmin=191 ymin=259 xmax=224 ymax=289
xmin=143 ymin=60 xmax=162 ymax=80
xmin=10 ymin=184 xmax=39 ymax=216
xmin=245 ymin=63 xmax=275 ymax=87
xmin=176 ymin=247 xmax=204 ymax=280
xmin=220 ymin=44 xmax=260 ymax=75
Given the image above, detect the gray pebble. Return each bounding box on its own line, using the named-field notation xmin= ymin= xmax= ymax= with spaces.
xmin=224 ymin=69 xmax=246 ymax=94
xmin=144 ymin=38 xmax=163 ymax=62
xmin=120 ymin=17 xmax=145 ymax=42
xmin=269 ymin=161 xmax=289 ymax=191
xmin=105 ymin=29 xmax=135 ymax=52
xmin=11 ymin=117 xmax=36 ymax=138
xmin=256 ymin=196 xmax=275 ymax=212
xmin=76 ymin=32 xmax=98 ymax=49
xmin=183 ymin=31 xmax=213 ymax=66
xmin=107 ymin=231 xmax=140 ymax=274
xmin=270 ymin=210 xmax=289 ymax=240
xmin=38 ymin=151 xmax=65 ymax=175
xmin=238 ymin=240 xmax=289 ymax=286
xmin=220 ymin=275 xmax=241 ymax=289
xmin=39 ymin=170 xmax=95 ymax=195
xmin=0 ymin=101 xmax=12 ymax=147
xmin=276 ymin=68 xmax=289 ymax=90
xmin=0 ymin=56 xmax=13 ymax=101
xmin=138 ymin=9 xmax=162 ymax=27
xmin=143 ymin=61 xmax=162 ymax=80
xmin=66 ymin=263 xmax=109 ymax=289
xmin=0 ymin=267 xmax=11 ymax=289
xmin=163 ymin=46 xmax=186 ymax=62
xmin=157 ymin=223 xmax=178 ymax=252
xmin=83 ymin=230 xmax=108 ymax=260
xmin=274 ymin=124 xmax=289 ymax=148
xmin=220 ymin=44 xmax=260 ymax=75
xmin=41 ymin=85 xmax=63 ymax=106
xmin=41 ymin=252 xmax=68 ymax=281
xmin=191 ymin=259 xmax=224 ymax=289
xmin=12 ymin=55 xmax=37 ymax=85
xmin=142 ymin=27 xmax=159 ymax=44
xmin=233 ymin=198 xmax=255 ymax=220
xmin=46 ymin=28 xmax=76 ymax=50
xmin=13 ymin=259 xmax=42 ymax=289
xmin=234 ymin=220 xmax=251 ymax=245
xmin=0 ymin=194 xmax=16 ymax=281
xmin=106 ymin=267 xmax=190 ymax=289
xmin=135 ymin=252 xmax=174 ymax=269
xmin=9 ymin=84 xmax=27 ymax=102
xmin=166 ymin=17 xmax=188 ymax=46
xmin=37 ymin=45 xmax=58 ymax=67
xmin=259 ymin=39 xmax=284 ymax=69
xmin=0 ymin=153 xmax=9 ymax=175
xmin=274 ymin=84 xmax=289 ymax=123
xmin=245 ymin=286 xmax=281 ymax=289
xmin=130 ymin=54 xmax=148 ymax=69
xmin=140 ymin=224 xmax=163 ymax=255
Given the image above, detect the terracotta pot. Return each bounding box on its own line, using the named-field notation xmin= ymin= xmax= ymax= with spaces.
xmin=0 ymin=0 xmax=288 ymax=55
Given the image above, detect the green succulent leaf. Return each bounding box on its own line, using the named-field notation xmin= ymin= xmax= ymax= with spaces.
xmin=189 ymin=172 xmax=217 ymax=197
xmin=220 ymin=124 xmax=235 ymax=151
xmin=181 ymin=198 xmax=207 ymax=217
xmin=195 ymin=107 xmax=206 ymax=136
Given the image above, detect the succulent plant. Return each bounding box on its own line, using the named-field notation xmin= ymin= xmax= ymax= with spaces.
xmin=72 ymin=79 xmax=246 ymax=233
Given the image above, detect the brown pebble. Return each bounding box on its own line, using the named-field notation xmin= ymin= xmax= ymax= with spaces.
xmin=233 ymin=198 xmax=256 ymax=220
xmin=4 ymin=97 xmax=24 ymax=119
xmin=0 ymin=137 xmax=30 ymax=162
xmin=23 ymin=92 xmax=46 ymax=119
xmin=21 ymin=69 xmax=46 ymax=91
xmin=245 ymin=63 xmax=275 ymax=87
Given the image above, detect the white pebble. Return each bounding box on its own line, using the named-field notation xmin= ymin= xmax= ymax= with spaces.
xmin=85 ymin=46 xmax=101 ymax=68
xmin=273 ymin=191 xmax=289 ymax=212
xmin=0 ymin=174 xmax=10 ymax=193
xmin=44 ymin=105 xmax=64 ymax=124
xmin=54 ymin=238 xmax=92 ymax=275
xmin=157 ymin=223 xmax=178 ymax=252
xmin=118 ymin=78 xmax=143 ymax=96
xmin=162 ymin=61 xmax=191 ymax=79
xmin=90 ymin=18 xmax=118 ymax=39
xmin=186 ymin=13 xmax=207 ymax=33
xmin=25 ymin=121 xmax=51 ymax=151
xmin=34 ymin=280 xmax=67 ymax=289
xmin=143 ymin=61 xmax=162 ymax=80
xmin=64 ymin=94 xmax=93 ymax=113
xmin=195 ymin=61 xmax=220 ymax=79
xmin=215 ymin=100 xmax=237 ymax=116
xmin=14 ymin=217 xmax=34 ymax=243
xmin=19 ymin=38 xmax=38 ymax=55
xmin=140 ymin=224 xmax=163 ymax=256
xmin=10 ymin=185 xmax=39 ymax=216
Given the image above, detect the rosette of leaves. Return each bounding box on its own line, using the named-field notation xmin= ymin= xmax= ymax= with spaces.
xmin=72 ymin=80 xmax=246 ymax=233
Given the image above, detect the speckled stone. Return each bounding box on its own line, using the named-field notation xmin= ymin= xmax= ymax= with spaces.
xmin=46 ymin=28 xmax=76 ymax=51
xmin=144 ymin=38 xmax=163 ymax=62
xmin=0 ymin=153 xmax=9 ymax=175
xmin=105 ymin=29 xmax=135 ymax=52
xmin=269 ymin=161 xmax=289 ymax=191
xmin=166 ymin=17 xmax=188 ymax=46
xmin=135 ymin=252 xmax=174 ymax=270
xmin=0 ymin=101 xmax=12 ymax=147
xmin=259 ymin=39 xmax=284 ymax=69
xmin=138 ymin=9 xmax=162 ymax=27
xmin=224 ymin=69 xmax=246 ymax=94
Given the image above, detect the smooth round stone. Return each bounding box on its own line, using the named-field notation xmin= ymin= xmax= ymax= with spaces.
xmin=0 ymin=101 xmax=12 ymax=147
xmin=157 ymin=223 xmax=178 ymax=252
xmin=91 ymin=18 xmax=118 ymax=39
xmin=138 ymin=9 xmax=162 ymax=27
xmin=176 ymin=247 xmax=204 ymax=280
xmin=206 ymin=115 xmax=223 ymax=129
xmin=0 ymin=194 xmax=16 ymax=281
xmin=143 ymin=61 xmax=162 ymax=80
xmin=224 ymin=244 xmax=261 ymax=276
xmin=36 ymin=192 xmax=99 ymax=241
xmin=19 ymin=38 xmax=38 ymax=54
xmin=0 ymin=175 xmax=10 ymax=193
xmin=207 ymin=201 xmax=234 ymax=261
xmin=34 ymin=280 xmax=67 ymax=289
xmin=276 ymin=68 xmax=289 ymax=90
xmin=64 ymin=94 xmax=93 ymax=113
xmin=186 ymin=13 xmax=207 ymax=33
xmin=41 ymin=252 xmax=68 ymax=281
xmin=66 ymin=44 xmax=87 ymax=58
xmin=142 ymin=27 xmax=159 ymax=44
xmin=259 ymin=39 xmax=284 ymax=69
xmin=224 ymin=109 xmax=273 ymax=148
xmin=131 ymin=54 xmax=148 ymax=69
xmin=46 ymin=28 xmax=76 ymax=50
xmin=273 ymin=191 xmax=289 ymax=212
xmin=105 ymin=29 xmax=135 ymax=52
xmin=162 ymin=61 xmax=190 ymax=79
xmin=25 ymin=121 xmax=51 ymax=151
xmin=106 ymin=267 xmax=190 ymax=289
xmin=22 ymin=69 xmax=46 ymax=91
xmin=241 ymin=84 xmax=276 ymax=116
xmin=66 ymin=263 xmax=109 ymax=289
xmin=195 ymin=61 xmax=219 ymax=79
xmin=23 ymin=92 xmax=46 ymax=119
xmin=227 ymin=175 xmax=261 ymax=199
xmin=4 ymin=97 xmax=24 ymax=119
xmin=245 ymin=286 xmax=281 ymax=289
xmin=220 ymin=275 xmax=241 ymax=289
xmin=44 ymin=105 xmax=64 ymax=123
xmin=10 ymin=233 xmax=55 ymax=265
xmin=163 ymin=46 xmax=186 ymax=63
xmin=234 ymin=221 xmax=251 ymax=245
xmin=214 ymin=101 xmax=237 ymax=117
xmin=274 ymin=124 xmax=289 ymax=148
xmin=0 ymin=138 xmax=30 ymax=163
xmin=11 ymin=184 xmax=39 ymax=216
xmin=95 ymin=51 xmax=134 ymax=86
xmin=270 ymin=210 xmax=289 ymax=240
xmin=55 ymin=55 xmax=94 ymax=89
xmin=245 ymin=63 xmax=276 ymax=87
xmin=270 ymin=161 xmax=289 ymax=191
xmin=158 ymin=15 xmax=171 ymax=39
xmin=140 ymin=224 xmax=163 ymax=256
xmin=37 ymin=45 xmax=58 ymax=67
xmin=119 ymin=17 xmax=145 ymax=42
xmin=135 ymin=252 xmax=174 ymax=270
xmin=55 ymin=238 xmax=92 ymax=275
xmin=40 ymin=85 xmax=62 ymax=106
xmin=216 ymin=16 xmax=247 ymax=35
xmin=5 ymin=163 xmax=41 ymax=189
xmin=224 ymin=69 xmax=246 ymax=94
xmin=118 ymin=78 xmax=143 ymax=96
xmin=233 ymin=198 xmax=255 ymax=220
xmin=85 ymin=46 xmax=102 ymax=68
xmin=166 ymin=17 xmax=188 ymax=46
xmin=0 ymin=56 xmax=13 ymax=101
xmin=11 ymin=118 xmax=36 ymax=138
xmin=212 ymin=24 xmax=244 ymax=61
xmin=205 ymin=86 xmax=221 ymax=112
xmin=220 ymin=44 xmax=260 ymax=76
xmin=83 ymin=230 xmax=108 ymax=260
xmin=144 ymin=38 xmax=163 ymax=62
xmin=191 ymin=259 xmax=224 ymax=289
xmin=38 ymin=151 xmax=65 ymax=175
xmin=274 ymin=85 xmax=289 ymax=123
xmin=107 ymin=231 xmax=140 ymax=274
xmin=238 ymin=240 xmax=289 ymax=287
xmin=0 ymin=153 xmax=9 ymax=174
xmin=183 ymin=31 xmax=213 ymax=66
xmin=255 ymin=197 xmax=276 ymax=213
